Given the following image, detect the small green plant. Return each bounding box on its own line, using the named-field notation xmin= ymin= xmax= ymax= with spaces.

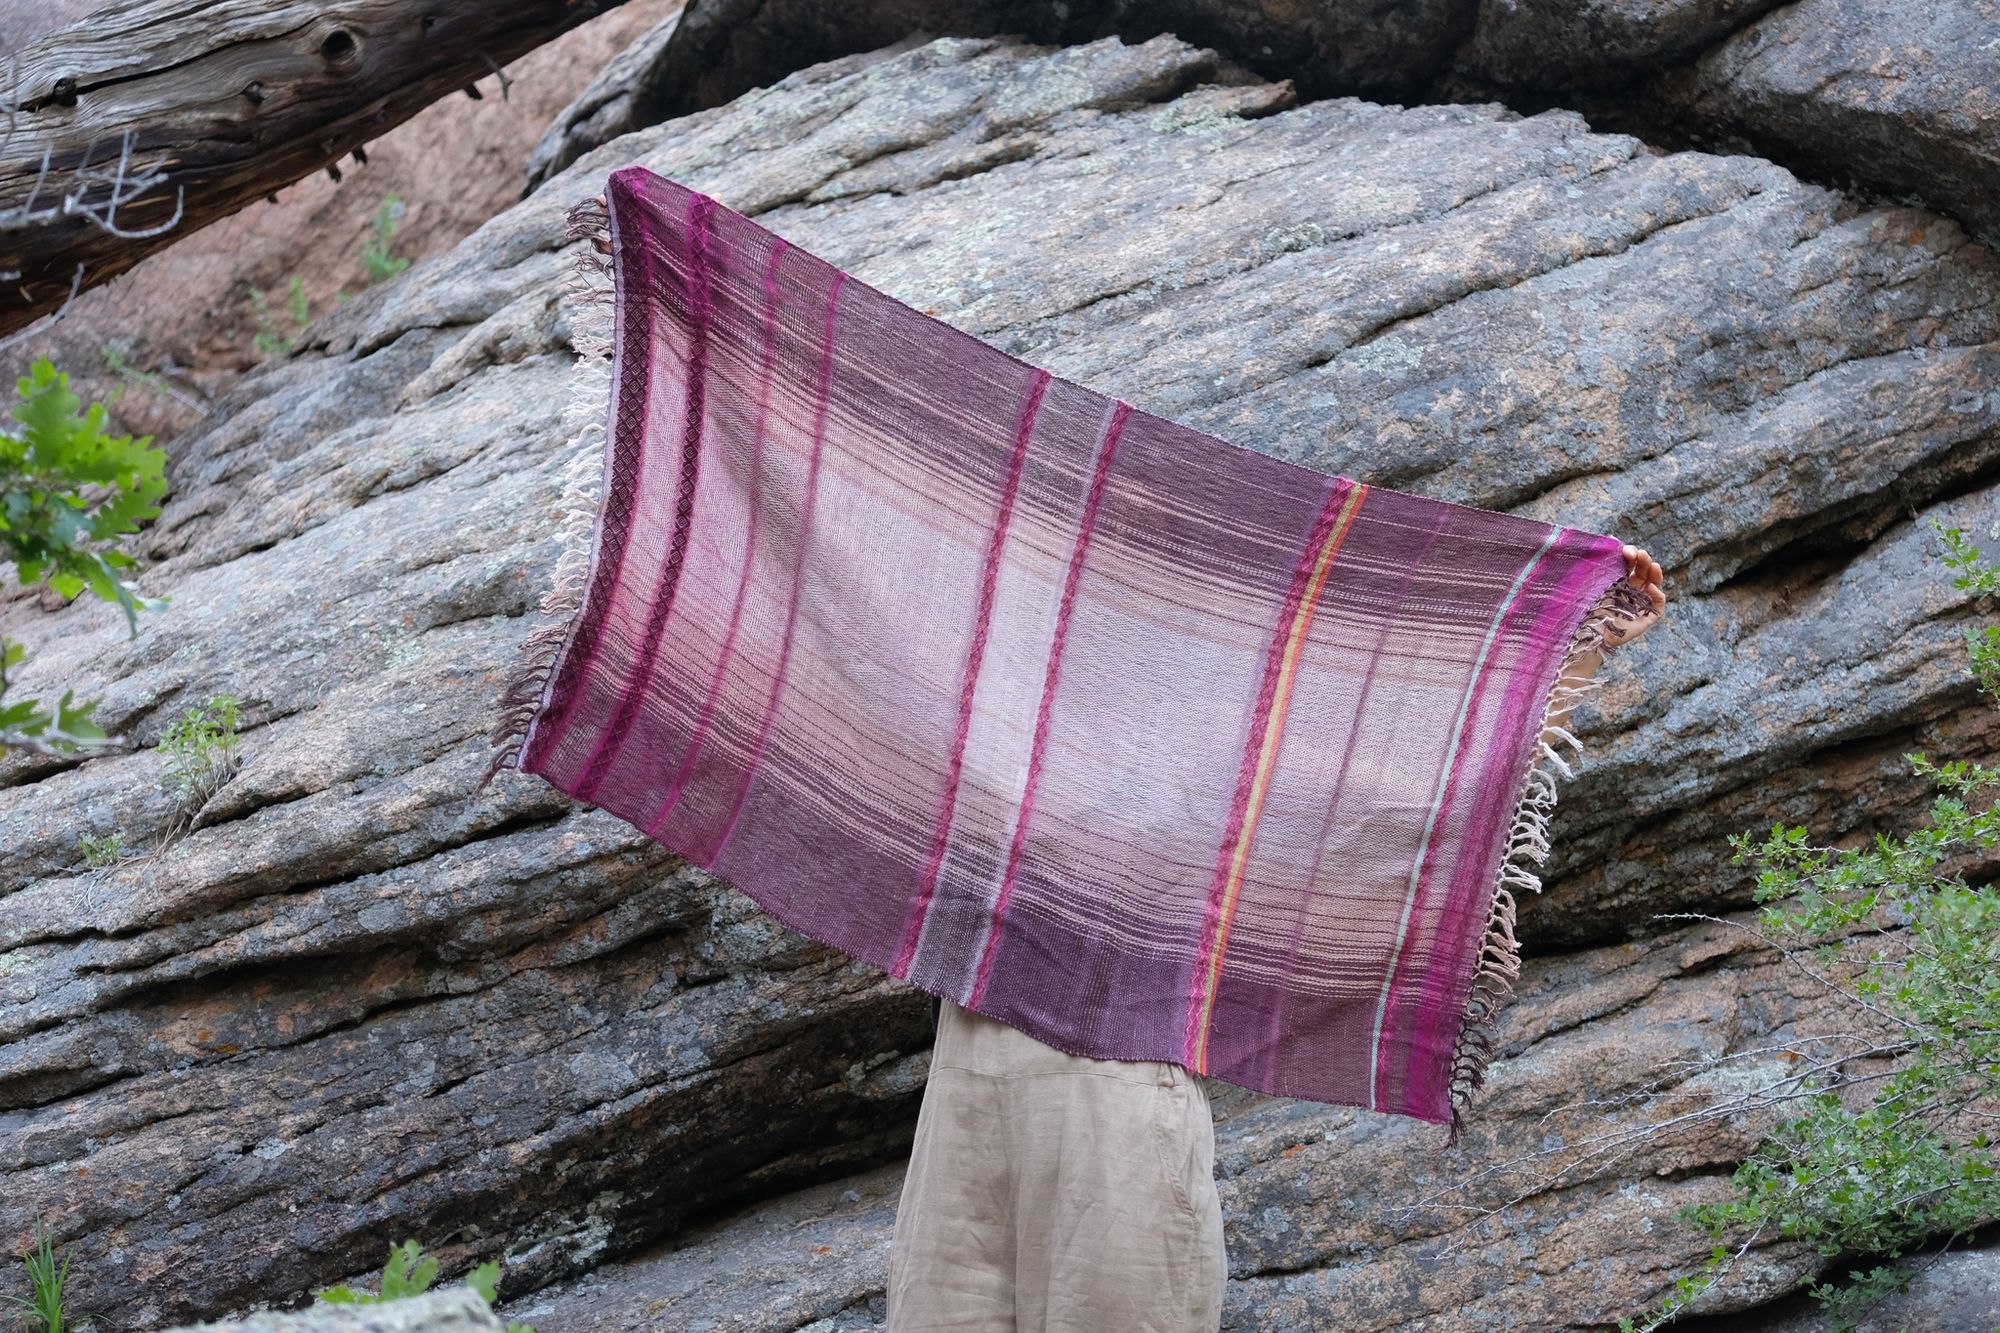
xmin=248 ymin=195 xmax=410 ymax=360
xmin=99 ymin=342 xmax=200 ymax=414
xmin=2 ymin=1218 xmax=75 ymax=1333
xmin=1938 ymin=520 xmax=2000 ymax=696
xmin=1617 ymin=515 xmax=2000 ymax=1333
xmin=249 ymin=275 xmax=311 ymax=359
xmin=99 ymin=341 xmax=168 ymax=401
xmin=1798 ymin=1264 xmax=1918 ymax=1331
xmin=317 ymin=1239 xmax=536 ymax=1333
xmin=358 ymin=194 xmax=410 ymax=283
xmin=0 ymin=359 xmax=168 ymax=756
xmin=158 ymin=693 xmax=240 ymax=804
xmin=315 ymin=1240 xmax=437 ymax=1307
xmin=76 ymin=831 xmax=126 ymax=868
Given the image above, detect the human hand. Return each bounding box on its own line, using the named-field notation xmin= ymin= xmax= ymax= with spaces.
xmin=1543 ymin=545 xmax=1667 ymax=743
xmin=1602 ymin=544 xmax=1666 ymax=648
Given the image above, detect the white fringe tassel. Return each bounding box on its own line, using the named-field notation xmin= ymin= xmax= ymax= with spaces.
xmin=1445 ymin=573 xmax=1656 ymax=1145
xmin=482 ymin=192 xmax=617 ymax=789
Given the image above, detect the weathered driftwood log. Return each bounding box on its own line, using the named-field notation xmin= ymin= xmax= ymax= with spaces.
xmin=5 ymin=31 xmax=2000 ymax=1332
xmin=0 ymin=0 xmax=631 ymax=338
xmin=0 ymin=0 xmax=680 ymax=446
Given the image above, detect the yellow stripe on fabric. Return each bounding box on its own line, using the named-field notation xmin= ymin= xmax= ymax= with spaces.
xmin=1194 ymin=481 xmax=1369 ymax=1072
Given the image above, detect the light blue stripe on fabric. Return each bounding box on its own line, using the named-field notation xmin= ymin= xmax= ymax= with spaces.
xmin=1365 ymin=524 xmax=1563 ymax=1111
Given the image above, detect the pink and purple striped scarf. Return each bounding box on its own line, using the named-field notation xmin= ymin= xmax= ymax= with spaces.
xmin=492 ymin=164 xmax=1650 ymax=1138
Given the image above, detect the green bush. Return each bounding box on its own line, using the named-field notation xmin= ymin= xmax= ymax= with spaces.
xmin=1622 ymin=515 xmax=2000 ymax=1332
xmin=158 ymin=693 xmax=241 ymax=805
xmin=1 ymin=359 xmax=165 ymax=627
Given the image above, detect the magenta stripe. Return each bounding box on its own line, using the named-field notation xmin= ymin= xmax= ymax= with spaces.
xmin=574 ymin=192 xmax=719 ymax=804
xmin=967 ymin=399 xmax=1133 ymax=1007
xmin=642 ymin=237 xmax=792 ymax=840
xmin=1180 ymin=474 xmax=1349 ymax=1067
xmin=1400 ymin=531 xmax=1605 ymax=1115
xmin=700 ymin=270 xmax=848 ymax=867
xmin=1369 ymin=529 xmax=1564 ymax=1113
xmin=891 ymin=368 xmax=1054 ymax=980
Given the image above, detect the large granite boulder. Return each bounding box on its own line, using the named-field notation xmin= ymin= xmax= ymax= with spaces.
xmin=3 ymin=29 xmax=1997 ymax=1331
xmin=506 ymin=912 xmax=1970 ymax=1331
xmin=527 ymin=0 xmax=2000 ymax=249
xmin=1644 ymin=0 xmax=2000 ymax=252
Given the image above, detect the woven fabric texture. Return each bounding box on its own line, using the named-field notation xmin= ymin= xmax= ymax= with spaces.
xmin=494 ymin=163 xmax=1652 ymax=1136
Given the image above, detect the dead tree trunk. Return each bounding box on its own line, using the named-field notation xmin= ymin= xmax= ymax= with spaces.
xmin=0 ymin=0 xmax=628 ymax=339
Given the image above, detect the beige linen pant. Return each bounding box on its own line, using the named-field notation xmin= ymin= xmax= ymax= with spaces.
xmin=885 ymin=999 xmax=1226 ymax=1331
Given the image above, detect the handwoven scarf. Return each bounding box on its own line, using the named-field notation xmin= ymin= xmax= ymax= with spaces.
xmin=491 ymin=163 xmax=1652 ymax=1140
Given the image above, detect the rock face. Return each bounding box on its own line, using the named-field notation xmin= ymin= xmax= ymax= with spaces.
xmin=522 ymin=9 xmax=685 ymax=190
xmin=4 ymin=29 xmax=1999 ymax=1332
xmin=0 ymin=0 xmax=98 ymax=50
xmin=159 ymin=1290 xmax=502 ymax=1333
xmin=529 ymin=0 xmax=2000 ymax=248
xmin=1739 ymin=1240 xmax=2000 ymax=1333
xmin=506 ymin=916 xmax=1987 ymax=1331
xmin=1646 ymin=0 xmax=2000 ymax=253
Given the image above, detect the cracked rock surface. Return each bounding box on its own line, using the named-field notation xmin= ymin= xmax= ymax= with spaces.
xmin=530 ymin=0 xmax=2000 ymax=248
xmin=5 ymin=31 xmax=1999 ymax=1331
xmin=508 ymin=915 xmax=1984 ymax=1331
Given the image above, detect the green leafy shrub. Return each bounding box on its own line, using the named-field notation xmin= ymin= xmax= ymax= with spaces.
xmin=0 ymin=638 xmax=105 ymax=756
xmin=1620 ymin=515 xmax=2000 ymax=1332
xmin=1 ymin=359 xmax=166 ymax=627
xmin=159 ymin=693 xmax=240 ymax=804
xmin=0 ymin=359 xmax=167 ymax=756
xmin=1941 ymin=521 xmax=2000 ymax=696
xmin=75 ymin=831 xmax=126 ymax=868
xmin=317 ymin=1239 xmax=536 ymax=1333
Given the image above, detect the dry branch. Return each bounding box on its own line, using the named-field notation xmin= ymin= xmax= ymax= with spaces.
xmin=0 ymin=0 xmax=627 ymax=339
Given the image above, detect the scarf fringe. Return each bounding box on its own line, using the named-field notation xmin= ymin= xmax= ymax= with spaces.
xmin=1444 ymin=572 xmax=1656 ymax=1146
xmin=481 ymin=192 xmax=616 ymax=791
